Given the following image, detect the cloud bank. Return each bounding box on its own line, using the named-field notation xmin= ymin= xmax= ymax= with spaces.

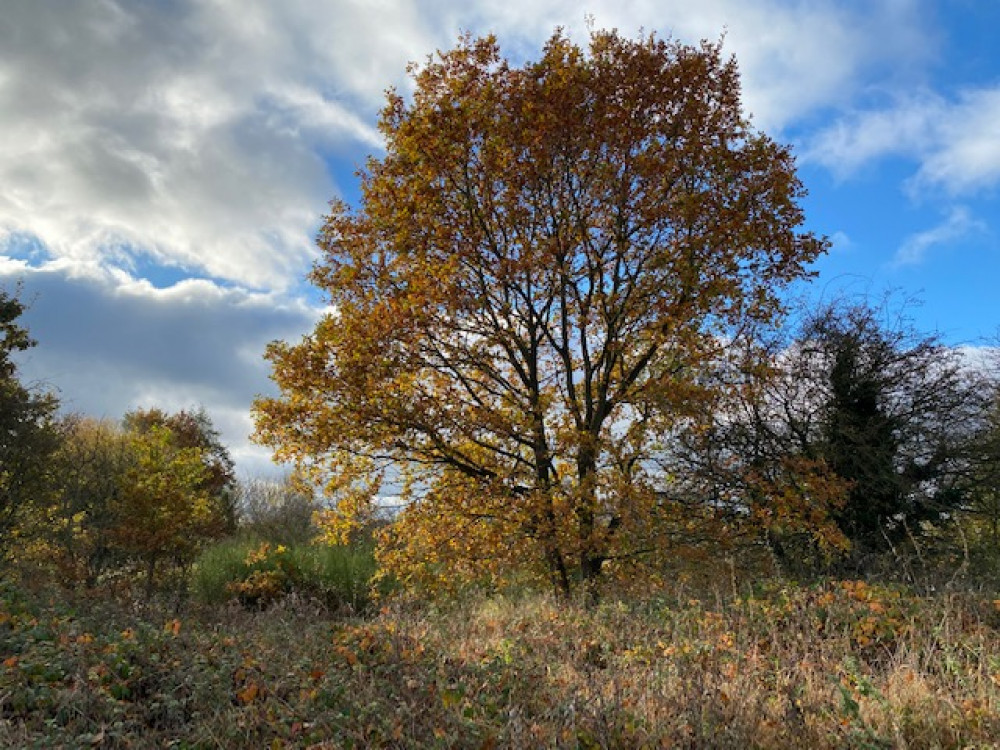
xmin=2 ymin=260 xmax=317 ymax=476
xmin=0 ymin=0 xmax=930 ymax=291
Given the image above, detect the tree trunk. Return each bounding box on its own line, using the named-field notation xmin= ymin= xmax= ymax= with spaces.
xmin=576 ymin=440 xmax=605 ymax=600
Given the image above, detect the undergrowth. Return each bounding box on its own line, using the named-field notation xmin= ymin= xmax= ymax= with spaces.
xmin=1 ymin=577 xmax=999 ymax=748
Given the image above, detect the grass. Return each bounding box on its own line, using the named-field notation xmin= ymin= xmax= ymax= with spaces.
xmin=190 ymin=537 xmax=254 ymax=604
xmin=1 ymin=576 xmax=999 ymax=748
xmin=191 ymin=537 xmax=380 ymax=614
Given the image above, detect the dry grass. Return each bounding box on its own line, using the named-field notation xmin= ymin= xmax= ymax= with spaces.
xmin=1 ymin=577 xmax=999 ymax=748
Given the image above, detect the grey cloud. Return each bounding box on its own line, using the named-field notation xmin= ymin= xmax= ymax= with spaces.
xmin=3 ymin=261 xmax=319 ymax=476
xmin=0 ymin=0 xmax=382 ymax=290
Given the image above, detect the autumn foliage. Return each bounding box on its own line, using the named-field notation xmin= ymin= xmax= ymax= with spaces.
xmin=254 ymin=30 xmax=830 ymax=595
xmin=14 ymin=411 xmax=234 ymax=596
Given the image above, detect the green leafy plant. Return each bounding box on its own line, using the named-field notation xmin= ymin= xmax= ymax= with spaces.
xmin=192 ymin=538 xmax=379 ymax=612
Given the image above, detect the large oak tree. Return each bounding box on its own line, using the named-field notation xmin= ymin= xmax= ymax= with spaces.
xmin=254 ymin=31 xmax=827 ymax=595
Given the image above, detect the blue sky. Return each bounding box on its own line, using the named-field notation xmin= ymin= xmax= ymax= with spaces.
xmin=1 ymin=0 xmax=997 ymax=475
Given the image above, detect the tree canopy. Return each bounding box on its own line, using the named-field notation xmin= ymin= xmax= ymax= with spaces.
xmin=124 ymin=407 xmax=237 ymax=534
xmin=254 ymin=30 xmax=828 ymax=595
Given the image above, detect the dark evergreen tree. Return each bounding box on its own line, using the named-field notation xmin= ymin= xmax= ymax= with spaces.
xmin=806 ymin=302 xmax=979 ymax=555
xmin=0 ymin=286 xmax=59 ymax=554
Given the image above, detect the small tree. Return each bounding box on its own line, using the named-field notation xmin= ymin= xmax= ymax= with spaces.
xmin=124 ymin=407 xmax=238 ymax=533
xmin=108 ymin=425 xmax=222 ymax=598
xmin=45 ymin=416 xmax=134 ymax=583
xmin=254 ymin=30 xmax=826 ymax=595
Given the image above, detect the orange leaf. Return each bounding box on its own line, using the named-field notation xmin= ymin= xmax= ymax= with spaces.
xmin=335 ymin=646 xmax=358 ymax=666
xmin=237 ymin=681 xmax=260 ymax=704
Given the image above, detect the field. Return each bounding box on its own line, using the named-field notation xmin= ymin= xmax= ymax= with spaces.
xmin=2 ymin=571 xmax=1000 ymax=749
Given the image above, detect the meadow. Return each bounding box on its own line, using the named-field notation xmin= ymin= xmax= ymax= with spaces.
xmin=2 ymin=542 xmax=999 ymax=749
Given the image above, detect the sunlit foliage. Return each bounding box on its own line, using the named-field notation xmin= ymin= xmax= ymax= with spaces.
xmin=22 ymin=412 xmax=233 ymax=596
xmin=254 ymin=30 xmax=828 ymax=595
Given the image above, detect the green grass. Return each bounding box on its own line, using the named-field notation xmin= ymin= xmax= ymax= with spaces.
xmin=190 ymin=536 xmax=380 ymax=614
xmin=2 ymin=575 xmax=1000 ymax=748
xmin=190 ymin=536 xmax=256 ymax=604
xmin=286 ymin=541 xmax=381 ymax=611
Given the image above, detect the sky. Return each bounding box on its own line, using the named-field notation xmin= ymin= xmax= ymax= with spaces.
xmin=1 ymin=0 xmax=998 ymax=477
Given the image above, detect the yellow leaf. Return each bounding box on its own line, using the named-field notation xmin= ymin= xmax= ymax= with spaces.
xmin=237 ymin=681 xmax=260 ymax=704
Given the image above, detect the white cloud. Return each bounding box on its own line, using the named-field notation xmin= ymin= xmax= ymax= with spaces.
xmin=453 ymin=0 xmax=927 ymax=132
xmin=957 ymin=345 xmax=1000 ymax=375
xmin=829 ymin=231 xmax=854 ymax=253
xmin=804 ymin=93 xmax=942 ymax=177
xmin=912 ymin=88 xmax=1000 ymax=195
xmin=0 ymin=0 xmax=931 ymax=293
xmin=893 ymin=206 xmax=985 ymax=267
xmin=806 ymin=86 xmax=1000 ymax=196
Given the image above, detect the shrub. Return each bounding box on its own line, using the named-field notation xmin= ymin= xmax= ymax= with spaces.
xmin=191 ymin=538 xmax=379 ymax=613
xmin=190 ymin=537 xmax=258 ymax=605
